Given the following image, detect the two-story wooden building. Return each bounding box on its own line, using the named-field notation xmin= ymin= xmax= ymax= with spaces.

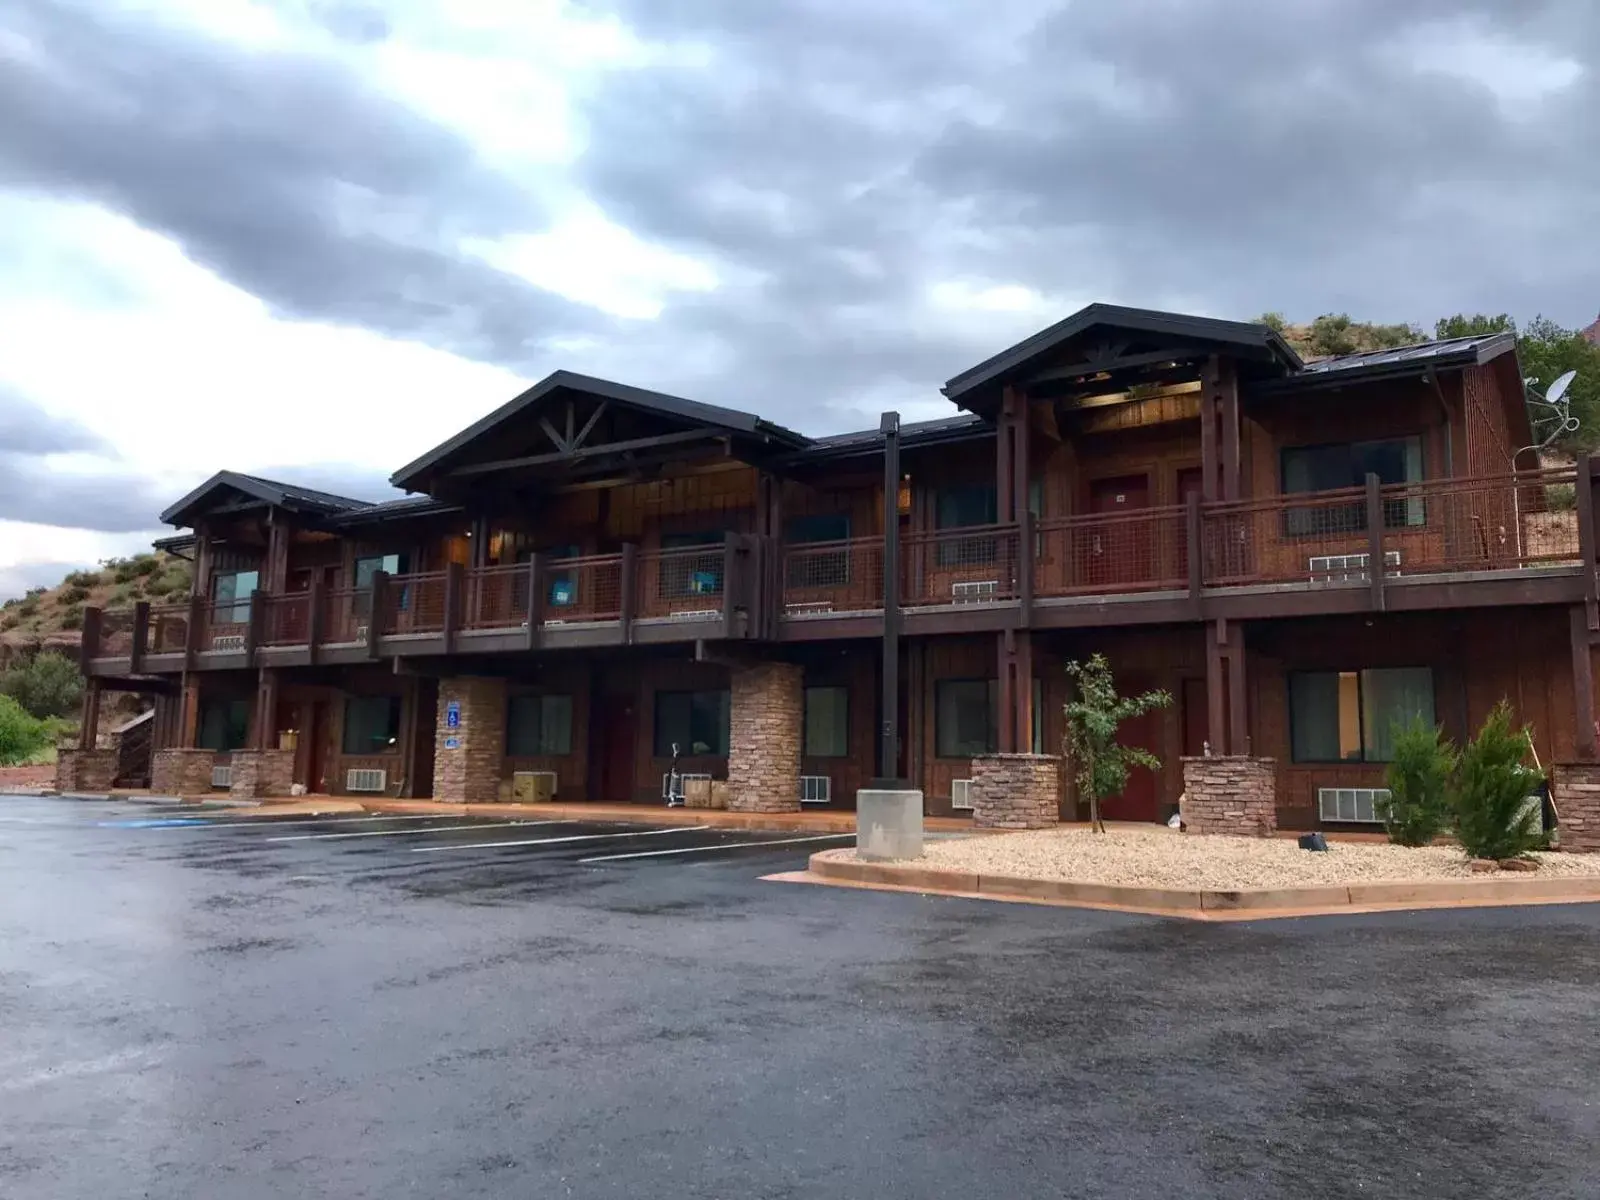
xmin=61 ymin=304 xmax=1600 ymax=831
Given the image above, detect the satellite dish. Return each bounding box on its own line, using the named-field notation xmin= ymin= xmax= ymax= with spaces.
xmin=1547 ymin=370 xmax=1577 ymax=407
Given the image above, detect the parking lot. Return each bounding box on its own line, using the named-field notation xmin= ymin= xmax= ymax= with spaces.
xmin=5 ymin=793 xmax=1600 ymax=1199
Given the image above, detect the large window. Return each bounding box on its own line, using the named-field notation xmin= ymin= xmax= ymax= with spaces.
xmin=654 ymin=689 xmax=731 ymax=757
xmin=353 ymin=553 xmax=408 ymax=617
xmin=935 ymin=679 xmax=998 ymax=758
xmin=659 ymin=532 xmax=725 ymax=599
xmin=1289 ymin=667 xmax=1434 ymax=763
xmin=342 ymin=695 xmax=402 ymax=755
xmin=505 ymin=694 xmax=574 ymax=757
xmin=1281 ymin=437 xmax=1424 ymax=536
xmin=785 ymin=514 xmax=852 ymax=588
xmin=935 ymin=484 xmax=999 ymax=567
xmin=213 ymin=570 xmax=259 ymax=624
xmin=197 ymin=698 xmax=250 ymax=752
xmin=803 ymin=685 xmax=849 ymax=757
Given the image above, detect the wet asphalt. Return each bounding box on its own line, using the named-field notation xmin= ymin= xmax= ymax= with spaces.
xmin=2 ymin=795 xmax=1599 ymax=1199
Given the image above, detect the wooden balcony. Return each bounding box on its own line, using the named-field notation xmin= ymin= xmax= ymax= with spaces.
xmin=82 ymin=469 xmax=1592 ymax=674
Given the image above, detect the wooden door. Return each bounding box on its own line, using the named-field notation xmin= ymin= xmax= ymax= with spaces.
xmin=592 ymin=693 xmax=637 ymax=802
xmin=1087 ymin=475 xmax=1152 ymax=588
xmin=1100 ymin=674 xmax=1160 ymax=822
xmin=1182 ymin=677 xmax=1209 ymax=758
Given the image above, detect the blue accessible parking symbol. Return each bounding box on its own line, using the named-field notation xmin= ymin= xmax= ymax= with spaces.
xmin=445 ymin=700 xmax=461 ymax=730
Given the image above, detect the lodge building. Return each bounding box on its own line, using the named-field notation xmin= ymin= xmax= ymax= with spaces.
xmin=59 ymin=304 xmax=1600 ymax=831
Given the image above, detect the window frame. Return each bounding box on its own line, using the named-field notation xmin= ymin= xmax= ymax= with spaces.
xmin=341 ymin=695 xmax=403 ymax=756
xmin=933 ymin=678 xmax=999 ymax=759
xmin=505 ymin=692 xmax=575 ymax=757
xmin=213 ymin=569 xmax=260 ymax=625
xmin=802 ymin=685 xmax=850 ymax=758
xmin=652 ymin=688 xmax=732 ymax=758
xmin=784 ymin=514 xmax=853 ymax=588
xmin=353 ymin=553 xmax=408 ymax=616
xmin=1280 ymin=436 xmax=1425 ymax=538
xmin=934 ymin=484 xmax=1000 ymax=568
xmin=1287 ymin=666 xmax=1435 ymax=764
xmin=196 ymin=698 xmax=251 ymax=752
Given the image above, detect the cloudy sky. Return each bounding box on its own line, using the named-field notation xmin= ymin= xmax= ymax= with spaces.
xmin=0 ymin=0 xmax=1595 ymax=598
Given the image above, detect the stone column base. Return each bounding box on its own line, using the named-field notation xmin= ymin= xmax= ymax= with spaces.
xmin=857 ymin=789 xmax=924 ymax=860
xmin=230 ymin=749 xmax=296 ymax=800
xmin=55 ymin=747 xmax=118 ymax=793
xmin=1552 ymin=764 xmax=1600 ymax=852
xmin=971 ymin=754 xmax=1061 ymax=829
xmin=728 ymin=661 xmax=803 ymax=814
xmin=1180 ymin=756 xmax=1277 ymax=836
xmin=151 ymin=748 xmax=220 ymax=796
xmin=433 ymin=678 xmax=506 ymax=804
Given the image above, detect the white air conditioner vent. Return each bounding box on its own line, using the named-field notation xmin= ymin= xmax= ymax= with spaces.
xmin=354 ymin=624 xmax=370 ymax=641
xmin=951 ymin=778 xmax=975 ymax=811
xmin=662 ymin=771 xmax=712 ymax=800
xmin=211 ymin=764 xmax=234 ymax=789
xmin=1308 ymin=551 xmax=1401 ymax=584
xmin=785 ymin=601 xmax=836 ymax=617
xmin=669 ymin=609 xmax=721 ymax=621
xmin=347 ymin=768 xmax=388 ymax=793
xmin=211 ymin=634 xmax=246 ymax=651
xmin=951 ymin=580 xmax=998 ymax=602
xmin=799 ymin=775 xmax=832 ymax=804
xmin=1318 ymin=786 xmax=1389 ymax=824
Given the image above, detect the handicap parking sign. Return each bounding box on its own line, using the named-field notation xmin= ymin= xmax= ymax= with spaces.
xmin=445 ymin=700 xmax=461 ymax=729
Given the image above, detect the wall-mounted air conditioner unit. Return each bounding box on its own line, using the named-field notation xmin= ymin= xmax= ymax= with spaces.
xmin=512 ymin=771 xmax=558 ymax=803
xmin=951 ymin=580 xmax=999 ymax=602
xmin=1308 ymin=551 xmax=1401 ymax=584
xmin=799 ymin=775 xmax=832 ymax=804
xmin=211 ymin=634 xmax=246 ymax=651
xmin=785 ymin=601 xmax=835 ymax=617
xmin=951 ymin=779 xmax=975 ymax=811
xmin=1317 ymin=786 xmax=1389 ymax=823
xmin=347 ymin=768 xmax=388 ymax=793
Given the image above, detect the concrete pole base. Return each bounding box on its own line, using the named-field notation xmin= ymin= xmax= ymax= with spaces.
xmin=856 ymin=789 xmax=924 ymax=861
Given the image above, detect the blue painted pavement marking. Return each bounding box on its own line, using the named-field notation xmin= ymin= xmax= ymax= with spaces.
xmin=97 ymin=817 xmax=212 ymax=828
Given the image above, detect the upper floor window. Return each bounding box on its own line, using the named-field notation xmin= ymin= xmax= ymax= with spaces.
xmin=212 ymin=570 xmax=258 ymax=624
xmin=197 ymin=698 xmax=250 ymax=752
xmin=353 ymin=554 xmax=408 ymax=617
xmin=1281 ymin=437 xmax=1424 ymax=536
xmin=785 ymin=514 xmax=852 ymax=588
xmin=506 ymin=693 xmax=574 ymax=756
xmin=935 ymin=484 xmax=998 ymax=567
xmin=659 ymin=532 xmax=725 ymax=599
xmin=1289 ymin=667 xmax=1434 ymax=763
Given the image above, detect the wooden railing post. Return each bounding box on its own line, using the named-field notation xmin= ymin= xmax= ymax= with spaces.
xmin=442 ymin=561 xmax=464 ymax=654
xmin=79 ymin=678 xmax=101 ymax=751
xmin=80 ymin=606 xmax=103 ymax=671
xmin=1186 ymin=492 xmax=1203 ymax=611
xmin=618 ymin=544 xmax=637 ymax=644
xmin=184 ymin=593 xmax=204 ymax=669
xmin=1577 ymin=455 xmax=1597 ymax=631
xmin=306 ymin=578 xmax=324 ymax=666
xmin=523 ymin=553 xmax=546 ymax=651
xmin=367 ymin=571 xmax=388 ymax=659
xmin=1364 ymin=472 xmax=1386 ymax=612
xmin=721 ymin=532 xmax=741 ymax=638
xmin=244 ymin=589 xmax=264 ymax=663
xmin=130 ymin=601 xmax=150 ymax=673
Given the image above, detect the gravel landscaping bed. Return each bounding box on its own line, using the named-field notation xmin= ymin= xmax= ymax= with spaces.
xmin=826 ymin=826 xmax=1600 ymax=890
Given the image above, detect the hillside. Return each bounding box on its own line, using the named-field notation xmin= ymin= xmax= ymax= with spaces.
xmin=0 ymin=553 xmax=193 ymax=667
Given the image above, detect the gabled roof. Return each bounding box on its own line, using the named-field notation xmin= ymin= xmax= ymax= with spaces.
xmin=1255 ymin=332 xmax=1518 ymax=394
xmin=390 ymin=370 xmax=812 ymax=491
xmin=160 ymin=470 xmax=369 ymax=527
xmin=943 ymin=303 xmax=1304 ymax=409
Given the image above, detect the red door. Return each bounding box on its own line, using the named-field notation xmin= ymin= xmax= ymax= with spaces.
xmin=1100 ymin=674 xmax=1160 ymax=822
xmin=593 ymin=694 xmax=637 ymax=803
xmin=1087 ymin=475 xmax=1152 ymax=588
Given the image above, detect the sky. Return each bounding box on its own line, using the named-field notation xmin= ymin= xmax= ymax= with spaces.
xmin=0 ymin=0 xmax=1596 ymax=599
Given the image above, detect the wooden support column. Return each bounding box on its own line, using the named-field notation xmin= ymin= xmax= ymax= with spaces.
xmin=617 ymin=545 xmax=636 ymax=645
xmin=264 ymin=514 xmax=292 ymax=593
xmin=79 ymin=606 xmax=102 ymax=671
xmin=193 ymin=522 xmax=214 ymax=601
xmin=1224 ymin=625 xmax=1248 ymax=757
xmin=254 ymin=668 xmax=280 ymax=751
xmin=131 ymin=601 xmax=150 ymax=674
xmin=78 ymin=678 xmax=102 ymax=750
xmin=1364 ymin=472 xmax=1386 ymax=612
xmin=1205 ymin=619 xmax=1226 ymax=755
xmin=468 ymin=514 xmax=490 ymax=569
xmin=1013 ymin=629 xmax=1034 ymax=754
xmin=523 ymin=552 xmax=546 ymax=651
xmin=178 ymin=674 xmax=201 ymax=750
xmin=442 ymin=561 xmax=464 ymax=654
xmin=878 ymin=412 xmax=904 ymax=784
xmin=184 ymin=593 xmax=203 ymax=670
xmin=1185 ymin=491 xmax=1203 ymax=612
xmin=1218 ymin=357 xmax=1241 ymax=501
xmin=1572 ymin=605 xmax=1598 ymax=761
xmin=366 ymin=572 xmax=388 ymax=659
xmin=293 ymin=700 xmax=316 ymax=788
xmin=244 ymin=589 xmax=265 ymax=662
xmin=306 ymin=578 xmax=324 ymax=666
xmin=1200 ymin=358 xmax=1220 ymax=502
xmin=997 ymin=630 xmax=1017 ymax=754
xmin=1578 ymin=453 xmax=1598 ymax=631
xmin=996 ymin=386 xmax=1018 ymax=524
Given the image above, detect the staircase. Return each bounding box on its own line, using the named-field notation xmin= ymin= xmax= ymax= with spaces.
xmin=111 ymin=709 xmax=154 ymax=789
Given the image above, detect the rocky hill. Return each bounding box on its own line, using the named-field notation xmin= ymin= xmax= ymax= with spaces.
xmin=0 ymin=553 xmax=193 ymax=668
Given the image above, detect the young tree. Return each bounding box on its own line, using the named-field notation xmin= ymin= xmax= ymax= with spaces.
xmin=1381 ymin=717 xmax=1456 ymax=847
xmin=1453 ymin=701 xmax=1545 ymax=861
xmin=0 ymin=651 xmax=84 ymax=720
xmin=0 ymin=695 xmax=49 ymax=767
xmin=1062 ymin=654 xmax=1172 ymax=833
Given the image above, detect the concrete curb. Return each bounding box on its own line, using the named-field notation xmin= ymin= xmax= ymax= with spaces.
xmin=805 ymin=853 xmax=1600 ymax=919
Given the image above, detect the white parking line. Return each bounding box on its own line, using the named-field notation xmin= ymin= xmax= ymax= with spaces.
xmin=578 ymin=833 xmax=852 ymax=863
xmin=267 ymin=820 xmax=569 ymax=843
xmin=146 ymin=813 xmax=457 ymax=831
xmin=411 ymin=826 xmax=700 ymax=853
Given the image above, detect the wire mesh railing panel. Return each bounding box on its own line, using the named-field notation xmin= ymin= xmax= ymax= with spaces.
xmin=780 ymin=538 xmax=884 ymax=614
xmin=1035 ymin=506 xmax=1188 ymax=597
xmin=900 ymin=525 xmax=1021 ymax=607
xmin=637 ymin=547 xmax=726 ymax=619
xmin=259 ymin=594 xmax=312 ymax=646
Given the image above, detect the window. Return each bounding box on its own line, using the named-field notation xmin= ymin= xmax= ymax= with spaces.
xmin=803 ymin=686 xmax=849 ymax=757
xmin=342 ymin=695 xmax=402 ymax=755
xmin=1281 ymin=437 xmax=1424 ymax=536
xmin=213 ymin=570 xmax=259 ymax=624
xmin=197 ymin=699 xmax=250 ymax=752
xmin=659 ymin=532 xmax=725 ymax=599
xmin=1289 ymin=667 xmax=1434 ymax=763
xmin=353 ymin=554 xmax=408 ymax=617
xmin=936 ymin=484 xmax=999 ymax=567
xmin=935 ymin=679 xmax=998 ymax=758
xmin=653 ymin=689 xmax=731 ymax=757
xmin=506 ymin=694 xmax=573 ymax=756
xmin=785 ymin=514 xmax=851 ymax=588
xmin=546 ymin=545 xmax=580 ymax=608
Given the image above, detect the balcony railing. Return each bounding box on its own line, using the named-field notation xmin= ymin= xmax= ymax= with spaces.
xmin=81 ymin=469 xmax=1589 ymax=667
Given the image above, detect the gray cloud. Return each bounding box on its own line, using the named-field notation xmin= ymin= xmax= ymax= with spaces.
xmin=0 ymin=0 xmax=605 ymax=367
xmin=250 ymin=463 xmax=399 ymax=504
xmin=0 ymin=461 xmax=171 ymax=533
xmin=0 ymin=383 xmax=109 ymax=455
xmin=0 ymin=560 xmax=100 ymax=604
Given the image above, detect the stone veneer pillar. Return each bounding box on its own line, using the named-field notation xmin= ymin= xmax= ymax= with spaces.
xmin=432 ymin=677 xmax=507 ymax=804
xmin=1180 ymin=756 xmax=1277 ymax=836
xmin=1551 ymin=764 xmax=1600 ymax=852
xmin=55 ymin=747 xmax=118 ymax=793
xmin=970 ymin=753 xmax=1061 ymax=829
xmin=151 ymin=748 xmax=220 ymax=796
xmin=229 ymin=749 xmax=296 ymax=800
xmin=727 ymin=661 xmax=803 ymax=814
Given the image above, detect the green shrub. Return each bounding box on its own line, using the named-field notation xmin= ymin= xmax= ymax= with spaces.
xmin=62 ymin=569 xmax=102 ymax=590
xmin=16 ymin=595 xmax=40 ymax=618
xmin=59 ymin=606 xmax=84 ymax=631
xmin=134 ymin=555 xmax=162 ymax=577
xmin=0 ymin=694 xmax=49 ymax=766
xmin=1382 ymin=717 xmax=1457 ymax=846
xmin=0 ymin=651 xmax=84 ymax=720
xmin=110 ymin=584 xmax=133 ymax=605
xmin=0 ymin=614 xmax=17 ymax=632
xmin=1453 ymin=701 xmax=1545 ymax=861
xmin=58 ymin=584 xmax=91 ymax=606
